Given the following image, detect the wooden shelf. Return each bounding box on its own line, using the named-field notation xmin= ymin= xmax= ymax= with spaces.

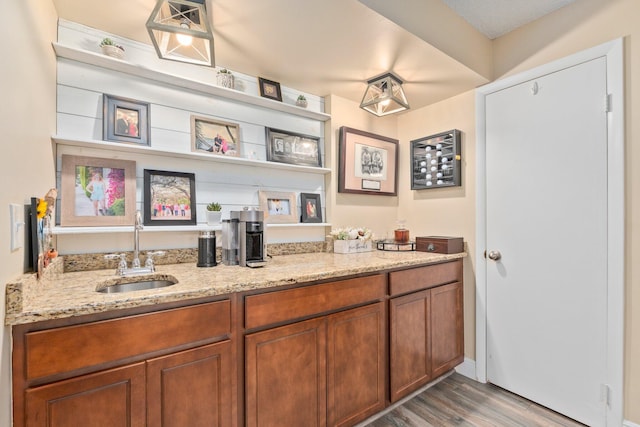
xmin=53 ymin=42 xmax=331 ymax=122
xmin=52 ymin=223 xmax=330 ymax=235
xmin=53 ymin=137 xmax=332 ymax=175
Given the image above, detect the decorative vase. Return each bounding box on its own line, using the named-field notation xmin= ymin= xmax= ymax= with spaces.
xmin=101 ymin=45 xmax=125 ymax=60
xmin=216 ymin=73 xmax=234 ymax=89
xmin=296 ymin=99 xmax=308 ymax=108
xmin=333 ymin=240 xmax=373 ymax=254
xmin=206 ymin=211 xmax=222 ymax=226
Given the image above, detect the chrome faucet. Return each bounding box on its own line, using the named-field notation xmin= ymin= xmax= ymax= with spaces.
xmin=104 ymin=210 xmax=165 ymax=276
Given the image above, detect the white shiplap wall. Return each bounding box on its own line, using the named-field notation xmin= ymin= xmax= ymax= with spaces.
xmin=54 ymin=21 xmax=329 ymax=254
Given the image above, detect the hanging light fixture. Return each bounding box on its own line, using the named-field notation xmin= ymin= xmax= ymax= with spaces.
xmin=146 ymin=0 xmax=215 ymax=67
xmin=360 ymin=72 xmax=410 ymax=116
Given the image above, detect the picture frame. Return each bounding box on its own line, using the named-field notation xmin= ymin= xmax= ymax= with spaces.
xmin=300 ymin=193 xmax=323 ymax=223
xmin=258 ymin=77 xmax=283 ymax=102
xmin=60 ymin=155 xmax=137 ymax=226
xmin=103 ymin=94 xmax=150 ymax=146
xmin=266 ymin=128 xmax=322 ymax=167
xmin=143 ymin=169 xmax=196 ymax=226
xmin=338 ymin=126 xmax=398 ymax=196
xmin=258 ymin=191 xmax=298 ymax=224
xmin=411 ymin=129 xmax=462 ymax=190
xmin=191 ymin=115 xmax=241 ymax=157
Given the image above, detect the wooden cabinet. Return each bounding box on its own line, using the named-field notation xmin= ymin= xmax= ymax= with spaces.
xmin=13 ymin=300 xmax=235 ymax=427
xmin=388 ymin=260 xmax=464 ymax=402
xmin=244 ymin=275 xmax=386 ymax=427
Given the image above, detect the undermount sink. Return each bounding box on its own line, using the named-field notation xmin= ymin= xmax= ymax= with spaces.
xmin=97 ymin=277 xmax=178 ymax=293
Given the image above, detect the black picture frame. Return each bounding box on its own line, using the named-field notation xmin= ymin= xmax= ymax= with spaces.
xmin=258 ymin=77 xmax=283 ymax=102
xmin=103 ymin=94 xmax=150 ymax=146
xmin=266 ymin=128 xmax=322 ymax=167
xmin=143 ymin=169 xmax=196 ymax=226
xmin=300 ymin=193 xmax=323 ymax=223
xmin=410 ymin=129 xmax=461 ymax=190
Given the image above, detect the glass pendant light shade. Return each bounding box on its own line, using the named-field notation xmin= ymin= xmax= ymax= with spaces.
xmin=146 ymin=0 xmax=215 ymax=67
xmin=360 ymin=72 xmax=410 ymax=116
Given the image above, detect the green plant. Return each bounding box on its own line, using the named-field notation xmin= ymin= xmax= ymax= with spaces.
xmin=206 ymin=202 xmax=222 ymax=211
xmin=297 ymin=95 xmax=307 ymax=101
xmin=217 ymin=68 xmax=232 ymax=74
xmin=100 ymin=37 xmax=124 ymax=51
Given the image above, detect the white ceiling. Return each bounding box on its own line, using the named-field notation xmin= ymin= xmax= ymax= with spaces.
xmin=51 ymin=0 xmax=576 ymax=111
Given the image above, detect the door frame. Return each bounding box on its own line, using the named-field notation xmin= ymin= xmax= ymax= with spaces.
xmin=475 ymin=38 xmax=624 ymax=426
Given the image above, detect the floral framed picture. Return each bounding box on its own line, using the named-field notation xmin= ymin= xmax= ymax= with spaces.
xmin=258 ymin=77 xmax=283 ymax=102
xmin=143 ymin=170 xmax=196 ymax=226
xmin=300 ymin=193 xmax=322 ymax=223
xmin=103 ymin=94 xmax=150 ymax=146
xmin=258 ymin=191 xmax=298 ymax=224
xmin=60 ymin=155 xmax=137 ymax=226
xmin=191 ymin=115 xmax=241 ymax=157
xmin=338 ymin=126 xmax=398 ymax=196
xmin=266 ymin=128 xmax=322 ymax=167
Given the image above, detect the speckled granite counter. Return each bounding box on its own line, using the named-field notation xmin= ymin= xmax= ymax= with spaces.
xmin=5 ymin=251 xmax=465 ymax=326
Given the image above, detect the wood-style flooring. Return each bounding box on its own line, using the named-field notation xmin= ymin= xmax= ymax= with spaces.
xmin=362 ymin=373 xmax=585 ymax=427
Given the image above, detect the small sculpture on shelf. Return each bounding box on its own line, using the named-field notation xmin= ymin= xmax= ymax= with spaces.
xmin=206 ymin=202 xmax=222 ymax=225
xmin=99 ymin=37 xmax=125 ymax=60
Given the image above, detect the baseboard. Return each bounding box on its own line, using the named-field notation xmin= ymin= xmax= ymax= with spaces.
xmin=455 ymin=357 xmax=476 ymax=380
xmin=623 ymin=420 xmax=640 ymax=427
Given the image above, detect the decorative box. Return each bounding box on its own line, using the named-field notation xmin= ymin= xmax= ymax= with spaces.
xmin=415 ymin=236 xmax=463 ymax=254
xmin=333 ymin=240 xmax=373 ymax=254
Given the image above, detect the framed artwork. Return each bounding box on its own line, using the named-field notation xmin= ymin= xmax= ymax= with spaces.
xmin=191 ymin=115 xmax=241 ymax=157
xmin=258 ymin=191 xmax=298 ymax=224
xmin=103 ymin=94 xmax=150 ymax=146
xmin=300 ymin=193 xmax=322 ymax=223
xmin=60 ymin=155 xmax=137 ymax=226
xmin=266 ymin=128 xmax=322 ymax=167
xmin=411 ymin=129 xmax=462 ymax=189
xmin=143 ymin=169 xmax=196 ymax=226
xmin=258 ymin=77 xmax=283 ymax=102
xmin=338 ymin=126 xmax=398 ymax=196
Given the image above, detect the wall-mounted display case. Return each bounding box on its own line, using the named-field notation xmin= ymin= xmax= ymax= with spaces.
xmin=410 ymin=129 xmax=461 ymax=190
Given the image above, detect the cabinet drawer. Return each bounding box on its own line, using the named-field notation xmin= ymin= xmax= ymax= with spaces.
xmin=389 ymin=260 xmax=462 ymax=296
xmin=245 ymin=274 xmax=386 ymax=329
xmin=24 ymin=300 xmax=231 ymax=381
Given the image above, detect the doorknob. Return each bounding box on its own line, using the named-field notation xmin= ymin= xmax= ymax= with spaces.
xmin=487 ymin=250 xmax=502 ymax=261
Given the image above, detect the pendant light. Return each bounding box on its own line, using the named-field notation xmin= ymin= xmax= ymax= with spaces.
xmin=360 ymin=72 xmax=410 ymax=116
xmin=146 ymin=0 xmax=215 ymax=67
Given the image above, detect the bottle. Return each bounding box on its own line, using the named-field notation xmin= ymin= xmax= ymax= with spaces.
xmin=394 ymin=220 xmax=409 ymax=243
xmin=197 ymin=231 xmax=217 ymax=267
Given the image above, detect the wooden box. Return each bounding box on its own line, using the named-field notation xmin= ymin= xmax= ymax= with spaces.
xmin=415 ymin=236 xmax=463 ymax=254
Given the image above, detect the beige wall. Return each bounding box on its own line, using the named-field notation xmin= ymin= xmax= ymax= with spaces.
xmin=0 ymin=1 xmax=58 ymax=424
xmin=492 ymin=0 xmax=640 ymax=422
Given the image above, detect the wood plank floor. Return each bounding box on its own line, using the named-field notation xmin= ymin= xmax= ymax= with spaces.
xmin=362 ymin=373 xmax=585 ymax=427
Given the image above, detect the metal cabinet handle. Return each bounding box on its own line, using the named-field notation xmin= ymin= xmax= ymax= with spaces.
xmin=487 ymin=250 xmax=502 ymax=261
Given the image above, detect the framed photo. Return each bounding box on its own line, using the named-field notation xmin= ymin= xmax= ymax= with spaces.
xmin=143 ymin=170 xmax=196 ymax=226
xmin=300 ymin=193 xmax=322 ymax=223
xmin=60 ymin=155 xmax=137 ymax=226
xmin=266 ymin=128 xmax=322 ymax=167
xmin=103 ymin=94 xmax=150 ymax=146
xmin=338 ymin=126 xmax=398 ymax=196
xmin=258 ymin=77 xmax=283 ymax=102
xmin=259 ymin=191 xmax=298 ymax=224
xmin=191 ymin=115 xmax=241 ymax=157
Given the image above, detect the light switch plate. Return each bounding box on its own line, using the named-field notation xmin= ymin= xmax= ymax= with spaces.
xmin=10 ymin=203 xmax=24 ymax=251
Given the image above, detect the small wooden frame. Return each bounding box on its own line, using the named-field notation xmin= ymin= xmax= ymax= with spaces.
xmin=143 ymin=169 xmax=196 ymax=226
xmin=258 ymin=77 xmax=283 ymax=102
xmin=191 ymin=115 xmax=241 ymax=157
xmin=300 ymin=193 xmax=322 ymax=223
xmin=259 ymin=191 xmax=298 ymax=224
xmin=103 ymin=94 xmax=150 ymax=146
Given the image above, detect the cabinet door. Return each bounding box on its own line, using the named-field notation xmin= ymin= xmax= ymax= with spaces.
xmin=25 ymin=362 xmax=145 ymax=427
xmin=146 ymin=341 xmax=233 ymax=427
xmin=245 ymin=317 xmax=327 ymax=427
xmin=430 ymin=281 xmax=464 ymax=378
xmin=389 ymin=289 xmax=431 ymax=402
xmin=327 ymin=302 xmax=385 ymax=427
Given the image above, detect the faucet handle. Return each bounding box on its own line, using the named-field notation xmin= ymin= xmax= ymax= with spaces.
xmin=105 ymin=253 xmax=128 ymax=275
xmin=144 ymin=251 xmax=166 ymax=271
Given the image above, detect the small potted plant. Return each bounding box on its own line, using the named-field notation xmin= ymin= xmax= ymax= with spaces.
xmin=216 ymin=68 xmax=234 ymax=89
xmin=99 ymin=37 xmax=125 ymax=59
xmin=206 ymin=202 xmax=222 ymax=225
xmin=296 ymin=94 xmax=308 ymax=108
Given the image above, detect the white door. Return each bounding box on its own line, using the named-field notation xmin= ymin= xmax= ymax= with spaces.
xmin=485 ymin=57 xmax=608 ymax=426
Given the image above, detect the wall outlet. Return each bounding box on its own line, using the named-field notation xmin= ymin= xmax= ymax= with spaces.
xmin=10 ymin=203 xmax=24 ymax=251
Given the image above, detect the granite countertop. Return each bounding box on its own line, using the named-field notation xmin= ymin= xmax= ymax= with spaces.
xmin=5 ymin=251 xmax=465 ymax=326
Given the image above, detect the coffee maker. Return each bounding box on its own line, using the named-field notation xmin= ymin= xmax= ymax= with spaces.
xmin=222 ymin=209 xmax=266 ymax=267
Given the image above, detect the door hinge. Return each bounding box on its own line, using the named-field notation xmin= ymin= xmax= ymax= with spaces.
xmin=601 ymin=383 xmax=611 ymax=407
xmin=605 ymin=93 xmax=612 ymax=113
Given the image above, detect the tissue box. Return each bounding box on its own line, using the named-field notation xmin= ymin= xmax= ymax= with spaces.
xmin=415 ymin=236 xmax=463 ymax=254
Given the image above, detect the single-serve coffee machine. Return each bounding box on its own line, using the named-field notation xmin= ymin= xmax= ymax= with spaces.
xmin=222 ymin=209 xmax=266 ymax=268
